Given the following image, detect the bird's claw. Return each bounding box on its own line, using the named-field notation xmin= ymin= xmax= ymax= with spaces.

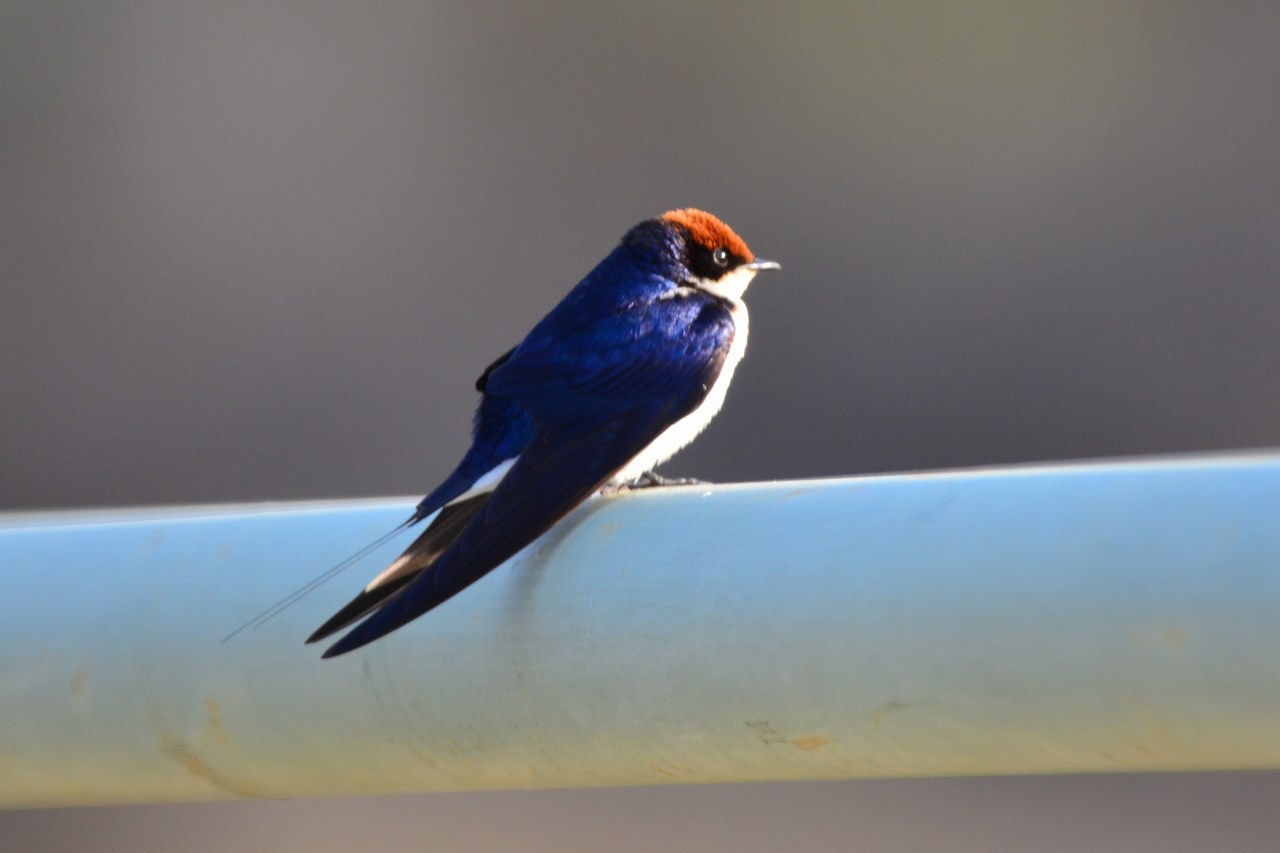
xmin=601 ymin=470 xmax=710 ymax=494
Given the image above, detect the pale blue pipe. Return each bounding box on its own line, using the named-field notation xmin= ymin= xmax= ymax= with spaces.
xmin=2 ymin=453 xmax=1279 ymax=807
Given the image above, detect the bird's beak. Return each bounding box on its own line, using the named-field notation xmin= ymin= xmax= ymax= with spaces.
xmin=746 ymin=258 xmax=781 ymax=271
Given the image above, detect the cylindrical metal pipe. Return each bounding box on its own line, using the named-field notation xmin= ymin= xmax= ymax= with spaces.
xmin=2 ymin=453 xmax=1278 ymax=807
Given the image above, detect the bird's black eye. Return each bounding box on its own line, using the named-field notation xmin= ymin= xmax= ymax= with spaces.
xmin=712 ymin=247 xmax=729 ymax=267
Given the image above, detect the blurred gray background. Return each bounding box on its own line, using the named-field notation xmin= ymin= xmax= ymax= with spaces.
xmin=3 ymin=2 xmax=1279 ymax=850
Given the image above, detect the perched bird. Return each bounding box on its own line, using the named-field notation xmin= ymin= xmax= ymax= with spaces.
xmin=311 ymin=209 xmax=778 ymax=657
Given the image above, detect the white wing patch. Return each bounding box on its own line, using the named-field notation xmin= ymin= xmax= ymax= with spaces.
xmin=459 ymin=457 xmax=516 ymax=499
xmin=365 ymin=457 xmax=516 ymax=591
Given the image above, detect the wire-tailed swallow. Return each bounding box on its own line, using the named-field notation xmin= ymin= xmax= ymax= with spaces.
xmin=311 ymin=209 xmax=778 ymax=657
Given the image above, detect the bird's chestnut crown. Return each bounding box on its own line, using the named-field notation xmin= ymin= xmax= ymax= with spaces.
xmin=660 ymin=208 xmax=755 ymax=281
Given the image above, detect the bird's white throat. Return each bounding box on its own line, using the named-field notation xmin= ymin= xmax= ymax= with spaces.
xmin=695 ymin=265 xmax=758 ymax=301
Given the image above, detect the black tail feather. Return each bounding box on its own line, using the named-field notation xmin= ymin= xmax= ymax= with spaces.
xmin=305 ymin=492 xmax=492 ymax=643
xmin=305 ymin=573 xmax=416 ymax=643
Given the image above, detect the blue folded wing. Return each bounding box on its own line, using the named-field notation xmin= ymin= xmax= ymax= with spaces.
xmin=410 ymin=394 xmax=533 ymax=522
xmin=408 ymin=350 xmax=534 ymax=523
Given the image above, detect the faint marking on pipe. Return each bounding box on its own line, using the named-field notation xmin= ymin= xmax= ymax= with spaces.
xmin=867 ymin=699 xmax=909 ymax=727
xmin=745 ymin=720 xmax=786 ymax=745
xmin=1131 ymin=700 xmax=1187 ymax=756
xmin=648 ymin=760 xmax=696 ymax=779
xmin=145 ymin=710 xmax=276 ymax=799
xmin=781 ymin=487 xmax=820 ymax=501
xmin=205 ymin=698 xmax=231 ymax=746
xmin=359 ymin=651 xmax=442 ymax=771
xmin=790 ymin=734 xmax=832 ymax=752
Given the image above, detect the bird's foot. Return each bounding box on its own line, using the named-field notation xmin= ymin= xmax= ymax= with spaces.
xmin=601 ymin=471 xmax=710 ymax=495
xmin=636 ymin=470 xmax=709 ymax=488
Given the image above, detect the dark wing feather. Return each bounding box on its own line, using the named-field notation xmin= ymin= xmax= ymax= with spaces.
xmin=305 ymin=492 xmax=491 ymax=643
xmin=476 ymin=346 xmax=516 ymax=392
